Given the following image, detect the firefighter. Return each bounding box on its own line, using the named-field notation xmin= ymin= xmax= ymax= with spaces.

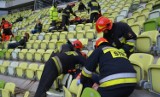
xmin=78 ymin=0 xmax=87 ymax=12
xmin=49 ymin=2 xmax=58 ymax=28
xmin=88 ymin=0 xmax=101 ymax=23
xmin=96 ymin=16 xmax=137 ymax=57
xmin=34 ymin=40 xmax=86 ymax=97
xmin=79 ymin=37 xmax=137 ymax=97
xmin=1 ymin=18 xmax=13 ymax=41
xmin=61 ymin=3 xmax=77 ymax=31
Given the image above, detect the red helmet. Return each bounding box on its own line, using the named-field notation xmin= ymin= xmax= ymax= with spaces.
xmin=95 ymin=37 xmax=108 ymax=48
xmin=96 ymin=16 xmax=113 ymax=33
xmin=72 ymin=40 xmax=83 ymax=49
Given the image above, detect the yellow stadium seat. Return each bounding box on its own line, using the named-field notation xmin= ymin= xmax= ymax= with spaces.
xmin=16 ymin=62 xmax=28 ymax=78
xmin=26 ymin=63 xmax=38 ymax=80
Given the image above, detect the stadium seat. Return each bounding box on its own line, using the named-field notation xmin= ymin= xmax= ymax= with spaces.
xmin=0 ymin=80 xmax=5 ymax=89
xmin=40 ymin=40 xmax=49 ymax=49
xmin=126 ymin=17 xmax=136 ymax=25
xmin=140 ymin=30 xmax=159 ymax=45
xmin=16 ymin=62 xmax=28 ymax=78
xmin=30 ymin=34 xmax=38 ymax=40
xmin=48 ymin=40 xmax=56 ymax=49
xmin=135 ymin=35 xmax=152 ymax=53
xmin=68 ymin=25 xmax=76 ymax=32
xmin=68 ymin=79 xmax=83 ymax=97
xmin=56 ymin=40 xmax=65 ymax=52
xmin=129 ymin=59 xmax=145 ymax=83
xmin=36 ymin=64 xmax=44 ymax=80
xmin=145 ymin=3 xmax=153 ymax=10
xmin=34 ymin=49 xmax=45 ymax=62
xmin=63 ymin=86 xmax=72 ymax=97
xmin=26 ymin=49 xmax=36 ymax=61
xmin=1 ymin=82 xmax=16 ymax=97
xmin=85 ymin=29 xmax=95 ymax=40
xmin=131 ymin=23 xmax=141 ymax=36
xmin=25 ymin=63 xmax=38 ymax=80
xmin=12 ymin=49 xmax=21 ymax=60
xmin=7 ymin=61 xmax=19 ymax=76
xmin=44 ymin=33 xmax=52 ymax=40
xmin=24 ymin=91 xmax=30 ymax=97
xmin=5 ymin=49 xmax=14 ymax=60
xmin=143 ymin=20 xmax=158 ymax=31
xmin=116 ymin=15 xmax=125 ymax=22
xmin=148 ymin=64 xmax=160 ymax=95
xmin=59 ymin=32 xmax=67 ymax=40
xmin=81 ymin=88 xmax=101 ymax=97
xmin=33 ymin=40 xmax=41 ymax=49
xmin=51 ymin=33 xmax=59 ymax=40
xmin=79 ymin=38 xmax=88 ymax=47
xmin=76 ymin=30 xmax=85 ymax=39
xmin=26 ymin=41 xmax=34 ymax=49
xmin=18 ymin=49 xmax=28 ymax=60
xmin=129 ymin=53 xmax=154 ymax=77
xmin=0 ymin=61 xmax=11 ymax=74
xmin=43 ymin=49 xmax=54 ymax=62
xmin=67 ymin=31 xmax=76 ymax=39
xmin=76 ymin=24 xmax=84 ymax=31
xmin=0 ymin=49 xmax=7 ymax=59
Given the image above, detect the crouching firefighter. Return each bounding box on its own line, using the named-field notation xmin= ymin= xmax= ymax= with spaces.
xmin=79 ymin=37 xmax=137 ymax=97
xmin=34 ymin=40 xmax=86 ymax=97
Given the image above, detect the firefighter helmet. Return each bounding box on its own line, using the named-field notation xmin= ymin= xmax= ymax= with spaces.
xmin=95 ymin=37 xmax=108 ymax=48
xmin=72 ymin=40 xmax=83 ymax=49
xmin=96 ymin=16 xmax=113 ymax=33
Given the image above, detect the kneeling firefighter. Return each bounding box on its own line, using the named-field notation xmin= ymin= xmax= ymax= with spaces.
xmin=79 ymin=37 xmax=137 ymax=97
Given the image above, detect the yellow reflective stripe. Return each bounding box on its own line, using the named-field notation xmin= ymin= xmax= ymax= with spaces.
xmin=99 ymin=78 xmax=137 ymax=87
xmin=103 ymin=48 xmax=117 ymax=54
xmin=119 ymin=37 xmax=126 ymax=44
xmin=129 ymin=48 xmax=134 ymax=52
xmin=52 ymin=57 xmax=61 ymax=75
xmin=126 ymin=42 xmax=135 ymax=46
xmin=91 ymin=10 xmax=99 ymax=14
xmin=82 ymin=70 xmax=92 ymax=78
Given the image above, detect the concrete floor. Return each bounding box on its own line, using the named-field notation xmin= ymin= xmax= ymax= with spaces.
xmin=0 ymin=74 xmax=160 ymax=97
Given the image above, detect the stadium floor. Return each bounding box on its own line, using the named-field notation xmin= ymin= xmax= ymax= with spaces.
xmin=0 ymin=74 xmax=160 ymax=97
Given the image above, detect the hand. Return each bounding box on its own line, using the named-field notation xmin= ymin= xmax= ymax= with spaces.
xmin=77 ymin=79 xmax=81 ymax=85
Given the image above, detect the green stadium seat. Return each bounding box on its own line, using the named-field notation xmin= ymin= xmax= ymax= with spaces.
xmin=0 ymin=80 xmax=5 ymax=89
xmin=81 ymin=88 xmax=101 ymax=97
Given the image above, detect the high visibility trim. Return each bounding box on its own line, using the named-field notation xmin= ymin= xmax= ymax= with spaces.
xmin=99 ymin=78 xmax=137 ymax=87
xmin=99 ymin=73 xmax=136 ymax=83
xmin=52 ymin=56 xmax=63 ymax=75
xmin=83 ymin=67 xmax=92 ymax=74
xmin=82 ymin=67 xmax=92 ymax=78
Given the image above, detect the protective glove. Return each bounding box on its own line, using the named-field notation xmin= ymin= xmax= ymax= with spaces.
xmin=77 ymin=79 xmax=81 ymax=85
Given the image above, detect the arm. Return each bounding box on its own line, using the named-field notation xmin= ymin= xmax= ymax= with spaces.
xmin=122 ymin=23 xmax=137 ymax=54
xmin=69 ymin=6 xmax=76 ymax=16
xmin=80 ymin=49 xmax=102 ymax=84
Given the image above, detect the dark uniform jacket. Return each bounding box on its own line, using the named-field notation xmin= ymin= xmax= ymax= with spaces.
xmin=50 ymin=50 xmax=86 ymax=74
xmin=62 ymin=5 xmax=76 ymax=18
xmin=88 ymin=0 xmax=101 ymax=13
xmin=81 ymin=43 xmax=137 ymax=89
xmin=78 ymin=2 xmax=86 ymax=11
xmin=103 ymin=22 xmax=137 ymax=57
